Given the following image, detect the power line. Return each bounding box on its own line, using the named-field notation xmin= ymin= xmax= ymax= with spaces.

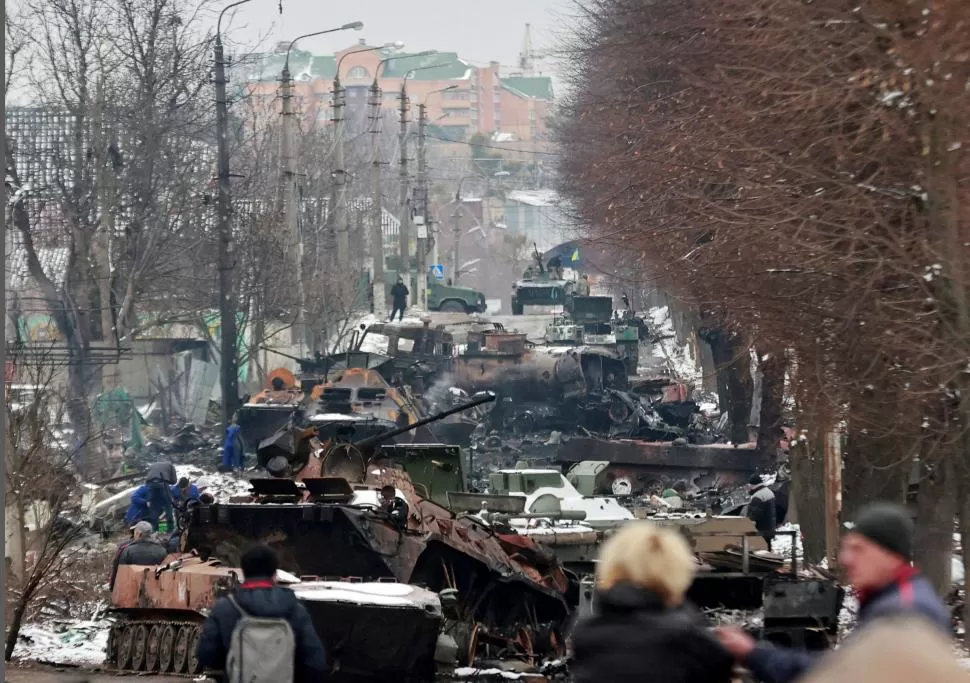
xmin=424 ymin=133 xmax=561 ymax=156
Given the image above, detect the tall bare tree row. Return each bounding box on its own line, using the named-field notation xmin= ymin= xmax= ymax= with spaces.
xmin=557 ymin=0 xmax=969 ymax=603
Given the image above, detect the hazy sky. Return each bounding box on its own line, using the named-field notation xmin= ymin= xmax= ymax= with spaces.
xmin=221 ymin=0 xmax=573 ymax=74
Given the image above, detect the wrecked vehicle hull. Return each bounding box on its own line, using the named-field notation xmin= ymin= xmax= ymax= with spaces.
xmin=105 ymin=557 xmax=443 ymax=681
xmin=558 ymin=436 xmax=765 ymax=495
xmin=183 ymin=496 xmax=571 ymax=666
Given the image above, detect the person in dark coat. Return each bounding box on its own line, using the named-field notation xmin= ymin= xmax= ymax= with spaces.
xmin=389 ymin=276 xmax=409 ymax=322
xmin=145 ymin=461 xmax=177 ymax=531
xmin=570 ymin=521 xmax=735 ymax=683
xmin=110 ymin=521 xmax=169 ymax=589
xmin=380 ymin=485 xmax=409 ymax=530
xmin=717 ymin=502 xmax=951 ymax=683
xmin=745 ymin=474 xmax=777 ymax=549
xmin=196 ymin=544 xmax=327 ymax=683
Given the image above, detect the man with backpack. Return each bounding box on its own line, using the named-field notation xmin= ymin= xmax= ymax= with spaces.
xmin=196 ymin=544 xmax=327 ymax=683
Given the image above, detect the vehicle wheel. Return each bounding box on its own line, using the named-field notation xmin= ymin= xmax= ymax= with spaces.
xmin=131 ymin=624 xmax=148 ymax=671
xmin=145 ymin=624 xmax=161 ymax=671
xmin=187 ymin=625 xmax=203 ymax=674
xmin=439 ymin=299 xmax=465 ymax=313
xmin=158 ymin=625 xmax=175 ymax=672
xmin=117 ymin=624 xmax=135 ymax=669
xmin=172 ymin=626 xmax=190 ymax=673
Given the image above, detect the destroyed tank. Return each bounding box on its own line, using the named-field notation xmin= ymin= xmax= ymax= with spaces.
xmin=237 ymin=367 xmax=305 ymax=451
xmin=106 ymin=555 xmax=445 ymax=681
xmin=184 ymin=394 xmax=574 ymax=666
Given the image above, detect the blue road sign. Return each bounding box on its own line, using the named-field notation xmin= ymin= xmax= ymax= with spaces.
xmin=431 ymin=264 xmax=445 ymax=280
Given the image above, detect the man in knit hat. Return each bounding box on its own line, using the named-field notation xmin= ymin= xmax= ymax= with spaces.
xmin=716 ymin=501 xmax=951 ymax=683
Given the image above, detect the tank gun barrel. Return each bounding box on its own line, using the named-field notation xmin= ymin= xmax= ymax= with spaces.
xmin=353 ymin=393 xmax=496 ymax=450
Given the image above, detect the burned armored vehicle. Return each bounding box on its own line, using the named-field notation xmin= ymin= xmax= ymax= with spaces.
xmin=106 ymin=556 xmax=444 ymax=681
xmin=183 ymin=396 xmax=573 ymax=667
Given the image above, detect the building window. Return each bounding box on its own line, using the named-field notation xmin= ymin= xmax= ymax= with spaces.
xmin=347 ymin=66 xmax=369 ymax=79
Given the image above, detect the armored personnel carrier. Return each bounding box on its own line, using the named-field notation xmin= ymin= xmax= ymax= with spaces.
xmin=184 ymin=395 xmax=573 ymax=666
xmin=106 ymin=555 xmax=444 ymax=680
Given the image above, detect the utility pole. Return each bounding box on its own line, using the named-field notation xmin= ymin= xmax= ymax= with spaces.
xmin=397 ymin=83 xmax=410 ymax=291
xmin=280 ymin=62 xmax=307 ymax=351
xmin=332 ymin=76 xmax=348 ymax=262
xmin=280 ymin=23 xmax=362 ymax=350
xmin=415 ymin=103 xmax=429 ymax=308
xmin=452 ymin=196 xmax=464 ymax=285
xmin=369 ymin=79 xmax=386 ymax=317
xmin=213 ymin=2 xmax=249 ymax=428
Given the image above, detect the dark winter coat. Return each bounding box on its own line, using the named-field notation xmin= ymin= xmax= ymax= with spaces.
xmin=570 ymin=582 xmax=735 ymax=683
xmin=196 ymin=583 xmax=327 ymax=683
xmin=146 ymin=461 xmax=177 ymax=484
xmin=745 ymin=569 xmax=951 ymax=683
xmin=390 ymin=282 xmax=409 ymax=305
xmin=118 ymin=538 xmax=169 ymax=566
xmin=745 ymin=484 xmax=777 ymax=541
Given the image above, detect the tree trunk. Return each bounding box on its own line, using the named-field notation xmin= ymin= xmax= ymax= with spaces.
xmin=842 ymin=427 xmax=909 ymax=523
xmin=914 ymin=455 xmax=956 ymax=594
xmin=700 ymin=326 xmax=753 ymax=444
xmin=4 ymin=577 xmax=32 ymax=660
xmin=791 ymin=433 xmax=826 ymax=565
xmin=756 ymin=350 xmax=786 ymax=462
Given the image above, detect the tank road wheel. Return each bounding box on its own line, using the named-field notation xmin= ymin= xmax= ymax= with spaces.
xmin=465 ymin=623 xmax=482 ymax=666
xmin=145 ymin=624 xmax=161 ymax=671
xmin=117 ymin=625 xmax=135 ymax=670
xmin=187 ymin=625 xmax=203 ymax=674
xmin=513 ymin=626 xmax=535 ymax=661
xmin=158 ymin=625 xmax=176 ymax=672
xmin=172 ymin=626 xmax=190 ymax=673
xmin=131 ymin=624 xmax=148 ymax=671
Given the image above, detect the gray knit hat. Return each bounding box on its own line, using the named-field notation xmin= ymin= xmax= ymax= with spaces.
xmin=847 ymin=502 xmax=913 ymax=560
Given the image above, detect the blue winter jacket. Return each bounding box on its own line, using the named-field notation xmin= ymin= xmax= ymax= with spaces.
xmin=124 ymin=484 xmax=152 ymax=524
xmin=745 ymin=570 xmax=952 ymax=683
xmin=170 ymin=483 xmax=201 ymax=506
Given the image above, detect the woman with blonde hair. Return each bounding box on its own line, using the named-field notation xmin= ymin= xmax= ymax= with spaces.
xmin=570 ymin=521 xmax=734 ymax=683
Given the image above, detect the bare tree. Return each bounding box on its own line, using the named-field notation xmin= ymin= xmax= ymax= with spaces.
xmin=4 ymin=349 xmax=94 ymax=660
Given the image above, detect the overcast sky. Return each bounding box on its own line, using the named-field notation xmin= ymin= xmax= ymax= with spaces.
xmin=221 ymin=0 xmax=574 ymax=75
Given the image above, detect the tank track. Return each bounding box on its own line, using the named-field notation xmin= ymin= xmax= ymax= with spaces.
xmin=105 ymin=618 xmax=204 ymax=675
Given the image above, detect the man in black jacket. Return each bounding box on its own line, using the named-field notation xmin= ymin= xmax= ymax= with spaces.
xmin=745 ymin=474 xmax=776 ymax=549
xmin=145 ymin=461 xmax=177 ymax=531
xmin=389 ymin=277 xmax=409 ymax=322
xmin=110 ymin=521 xmax=169 ymax=589
xmin=196 ymin=544 xmax=327 ymax=682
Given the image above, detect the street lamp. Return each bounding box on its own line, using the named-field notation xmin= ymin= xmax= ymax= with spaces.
xmin=213 ymin=0 xmax=257 ymax=428
xmin=279 ymin=21 xmax=362 ymax=352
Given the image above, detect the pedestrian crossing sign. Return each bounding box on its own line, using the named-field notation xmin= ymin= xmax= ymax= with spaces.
xmin=431 ymin=264 xmax=445 ymax=280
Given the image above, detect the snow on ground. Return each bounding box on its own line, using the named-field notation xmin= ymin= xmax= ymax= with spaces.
xmin=647 ymin=306 xmax=702 ymax=384
xmin=175 ymin=464 xmax=253 ymax=500
xmin=772 ymin=522 xmax=804 ymax=563
xmin=14 ymin=619 xmax=109 ymax=666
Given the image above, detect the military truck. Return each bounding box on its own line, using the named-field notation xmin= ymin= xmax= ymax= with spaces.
xmin=384 ymin=268 xmax=486 ymax=314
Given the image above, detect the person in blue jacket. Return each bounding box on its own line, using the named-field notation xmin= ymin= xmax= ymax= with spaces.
xmin=221 ymin=416 xmax=245 ymax=471
xmin=716 ymin=502 xmax=951 ymax=683
xmin=170 ymin=477 xmax=201 ymax=510
xmin=124 ymin=484 xmax=154 ymax=526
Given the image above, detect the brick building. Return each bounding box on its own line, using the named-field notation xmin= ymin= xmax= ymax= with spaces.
xmin=237 ymin=40 xmax=554 ymax=142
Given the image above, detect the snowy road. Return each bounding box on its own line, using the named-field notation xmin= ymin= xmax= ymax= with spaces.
xmin=6 ymin=665 xmax=187 ymax=682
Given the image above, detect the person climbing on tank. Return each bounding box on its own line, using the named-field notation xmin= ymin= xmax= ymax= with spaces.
xmin=221 ymin=415 xmax=245 ymax=472
xmin=171 ymin=476 xmax=201 ymax=512
xmin=110 ymin=521 xmax=169 ymax=590
xmin=196 ymin=544 xmax=327 ymax=683
xmin=145 ymin=461 xmax=177 ymax=532
xmin=577 ymin=273 xmax=591 ymax=296
xmin=379 ymin=485 xmax=409 ymax=530
xmin=124 ymin=483 xmax=153 ymax=527
xmin=389 ymin=276 xmax=409 ymax=322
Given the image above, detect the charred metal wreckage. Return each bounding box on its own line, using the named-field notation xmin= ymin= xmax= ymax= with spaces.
xmin=106 ymin=290 xmax=838 ymax=680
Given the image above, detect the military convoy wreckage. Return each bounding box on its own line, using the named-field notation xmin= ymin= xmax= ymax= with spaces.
xmin=107 ymin=396 xmax=573 ymax=681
